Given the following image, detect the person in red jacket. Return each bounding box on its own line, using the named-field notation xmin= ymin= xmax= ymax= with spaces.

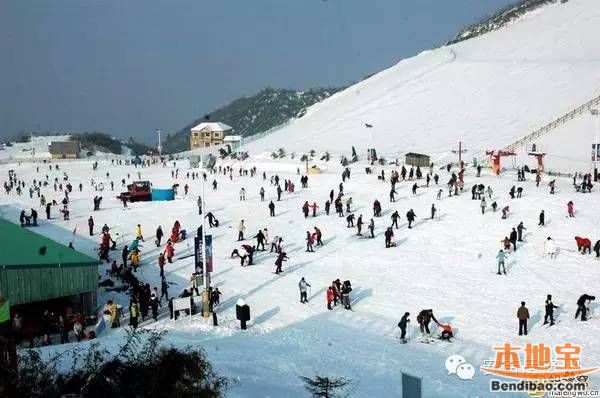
xmin=575 ymin=236 xmax=591 ymax=254
xmin=326 ymin=287 xmax=335 ymax=310
xmin=158 ymin=252 xmax=166 ymax=277
xmin=567 ymin=201 xmax=575 ymax=218
xmin=88 ymin=216 xmax=94 ymax=236
xmin=164 ymin=241 xmax=175 ymax=263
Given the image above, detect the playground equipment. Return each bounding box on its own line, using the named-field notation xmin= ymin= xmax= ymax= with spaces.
xmin=485 ymin=150 xmax=516 ymax=175
xmin=527 ymin=143 xmax=546 ymax=172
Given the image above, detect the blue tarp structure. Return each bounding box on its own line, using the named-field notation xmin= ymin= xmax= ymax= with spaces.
xmin=151 ymin=188 xmax=175 ymax=201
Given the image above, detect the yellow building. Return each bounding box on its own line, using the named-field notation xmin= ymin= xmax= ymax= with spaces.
xmin=190 ymin=122 xmax=233 ymax=149
xmin=49 ymin=141 xmax=80 ymax=159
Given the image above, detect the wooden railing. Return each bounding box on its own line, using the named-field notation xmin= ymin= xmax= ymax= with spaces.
xmin=503 ymin=93 xmax=600 ymax=152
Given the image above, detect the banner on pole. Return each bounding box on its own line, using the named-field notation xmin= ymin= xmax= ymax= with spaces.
xmin=194 ymin=234 xmax=213 ymax=273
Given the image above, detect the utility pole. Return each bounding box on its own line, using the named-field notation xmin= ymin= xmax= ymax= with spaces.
xmin=156 ymin=129 xmax=162 ymax=156
xmin=452 ymin=141 xmax=467 ymax=166
xmin=200 ymin=152 xmax=210 ymax=318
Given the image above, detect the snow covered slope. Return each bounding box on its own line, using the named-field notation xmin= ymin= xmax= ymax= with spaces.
xmin=244 ymin=0 xmax=600 ymax=171
xmin=3 ymin=156 xmax=600 ymax=397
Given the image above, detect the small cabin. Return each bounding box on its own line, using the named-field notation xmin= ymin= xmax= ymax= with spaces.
xmin=405 ymin=152 xmax=430 ymax=168
xmin=49 ymin=141 xmax=80 ymax=159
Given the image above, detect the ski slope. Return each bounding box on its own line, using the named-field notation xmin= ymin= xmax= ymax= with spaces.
xmin=244 ymin=0 xmax=600 ymax=172
xmin=2 ymin=154 xmax=600 ymax=397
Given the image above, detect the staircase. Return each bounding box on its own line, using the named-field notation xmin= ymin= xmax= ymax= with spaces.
xmin=503 ymin=93 xmax=600 ymax=152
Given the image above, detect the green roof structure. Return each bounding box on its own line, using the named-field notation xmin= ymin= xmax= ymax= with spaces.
xmin=0 ymin=219 xmax=99 ymax=305
xmin=0 ymin=218 xmax=98 ymax=269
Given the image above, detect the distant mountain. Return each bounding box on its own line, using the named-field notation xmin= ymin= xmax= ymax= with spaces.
xmin=162 ymin=87 xmax=342 ymax=153
xmin=447 ymin=0 xmax=557 ymax=45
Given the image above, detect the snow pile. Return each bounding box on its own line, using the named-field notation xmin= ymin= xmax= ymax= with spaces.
xmin=244 ymin=0 xmax=600 ymax=172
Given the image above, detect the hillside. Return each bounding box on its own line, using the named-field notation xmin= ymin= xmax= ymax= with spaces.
xmin=446 ymin=0 xmax=557 ymax=45
xmin=162 ymin=87 xmax=341 ymax=153
xmin=244 ymin=0 xmax=600 ymax=173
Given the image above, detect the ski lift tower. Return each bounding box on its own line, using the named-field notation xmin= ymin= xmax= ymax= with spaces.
xmin=527 ymin=143 xmax=546 ymax=173
xmin=485 ymin=149 xmax=516 ymax=175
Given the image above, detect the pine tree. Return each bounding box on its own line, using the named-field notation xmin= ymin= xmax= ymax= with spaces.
xmin=300 ymin=375 xmax=352 ymax=398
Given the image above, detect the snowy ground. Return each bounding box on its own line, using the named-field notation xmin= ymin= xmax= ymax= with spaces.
xmin=2 ymin=157 xmax=600 ymax=397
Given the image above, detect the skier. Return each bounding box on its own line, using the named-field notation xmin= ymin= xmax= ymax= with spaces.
xmin=487 ymin=186 xmax=493 ymax=198
xmin=517 ymin=301 xmax=530 ymax=336
xmin=346 ymin=197 xmax=352 ymax=213
xmin=509 ymin=228 xmax=518 ymax=251
xmin=255 ymin=229 xmax=266 ymax=251
xmin=545 ymin=237 xmax=556 ymax=259
xmin=268 ymin=201 xmax=275 ymax=217
xmin=549 ymin=180 xmax=556 ymax=194
xmin=88 ymin=216 xmax=94 ymax=236
xmin=158 ymin=252 xmax=166 ymax=278
xmin=516 ymin=187 xmax=523 ymax=198
xmin=164 ymin=241 xmax=175 ymax=263
xmin=384 ymin=227 xmax=394 ymax=248
xmin=259 ymin=187 xmax=265 ymax=202
xmin=594 ymin=240 xmax=600 ymax=258
xmin=480 ymin=197 xmax=487 ymax=214
xmin=356 ymin=215 xmax=364 ymax=235
xmin=575 ymin=236 xmax=592 ymax=254
xmin=305 ymin=231 xmax=315 ymax=252
xmin=197 ymin=196 xmax=202 ymax=214
xmin=391 ymin=211 xmax=400 ymax=229
xmin=575 ymin=294 xmax=595 ymax=321
xmin=302 ymin=201 xmax=310 ymax=218
xmin=406 ymin=209 xmax=416 ymax=229
xmin=135 ymin=224 xmax=145 ymax=242
xmin=373 ymin=199 xmax=382 ymax=217
xmin=238 ymin=220 xmax=246 ymax=241
xmin=544 ymin=294 xmax=558 ymax=326
xmin=509 ymin=186 xmax=516 ymax=199
xmin=341 ymin=280 xmax=352 ymax=310
xmin=567 ymin=201 xmax=575 ymax=217
xmin=398 ymin=312 xmax=410 ymax=343
xmin=517 ymin=222 xmax=526 ymax=242
xmin=368 ymin=218 xmax=375 ymax=238
xmin=324 ymin=200 xmax=331 ymax=215
xmin=412 ymin=183 xmax=418 ymax=195
xmin=310 ymin=202 xmax=319 ymax=217
xmin=205 ymin=212 xmax=217 ymax=227
xmin=298 ymin=277 xmax=311 ymax=303
xmin=314 ymin=227 xmax=323 ymax=246
xmin=538 ymin=210 xmax=545 ymax=226
xmin=156 ymin=225 xmax=164 ymax=247
xmin=274 ymin=252 xmax=288 ymax=274
xmin=346 ymin=214 xmax=355 ymax=228
xmin=496 ymin=249 xmax=506 ymax=275
xmin=327 ymin=287 xmax=335 ymax=310
xmin=416 ymin=309 xmax=439 ymax=336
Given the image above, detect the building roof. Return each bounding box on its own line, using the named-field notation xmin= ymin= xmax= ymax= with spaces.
xmin=405 ymin=152 xmax=429 ymax=158
xmin=190 ymin=122 xmax=233 ymax=133
xmin=0 ymin=218 xmax=98 ymax=270
xmin=48 ymin=141 xmax=80 ymax=155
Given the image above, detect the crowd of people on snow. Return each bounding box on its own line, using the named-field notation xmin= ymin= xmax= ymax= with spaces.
xmin=3 ymin=150 xmax=600 ymax=351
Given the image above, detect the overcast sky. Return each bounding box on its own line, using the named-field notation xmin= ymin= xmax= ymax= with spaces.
xmin=0 ymin=0 xmax=514 ymax=144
